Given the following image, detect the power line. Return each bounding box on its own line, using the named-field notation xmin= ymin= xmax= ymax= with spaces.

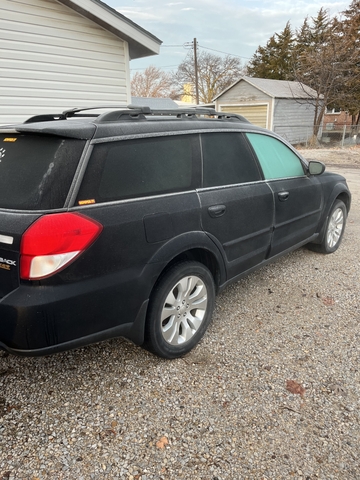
xmin=198 ymin=44 xmax=251 ymax=60
xmin=162 ymin=42 xmax=252 ymax=59
xmin=129 ymin=40 xmax=252 ymax=72
xmin=130 ymin=65 xmax=179 ymax=71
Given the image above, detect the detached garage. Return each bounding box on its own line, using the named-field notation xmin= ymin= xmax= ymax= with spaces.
xmin=0 ymin=0 xmax=161 ymax=125
xmin=213 ymin=76 xmax=319 ymax=144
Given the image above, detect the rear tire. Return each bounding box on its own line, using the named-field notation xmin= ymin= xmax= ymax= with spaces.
xmin=144 ymin=261 xmax=215 ymax=359
xmin=308 ymin=199 xmax=346 ymax=254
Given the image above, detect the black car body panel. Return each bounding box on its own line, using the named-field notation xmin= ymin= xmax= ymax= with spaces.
xmin=0 ymin=106 xmax=351 ymax=356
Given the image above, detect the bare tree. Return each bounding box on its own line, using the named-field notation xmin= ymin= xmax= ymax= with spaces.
xmin=293 ymin=8 xmax=354 ymax=138
xmin=131 ymin=66 xmax=179 ymax=99
xmin=173 ymin=52 xmax=245 ymax=104
xmin=336 ymin=0 xmax=360 ymax=131
xmin=247 ymin=5 xmax=360 ymax=139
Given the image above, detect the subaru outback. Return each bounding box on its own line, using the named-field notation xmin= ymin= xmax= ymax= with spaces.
xmin=0 ymin=106 xmax=351 ymax=358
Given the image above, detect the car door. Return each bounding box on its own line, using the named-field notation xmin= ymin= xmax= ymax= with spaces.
xmin=198 ymin=132 xmax=274 ymax=280
xmin=246 ymin=133 xmax=323 ymax=257
xmin=71 ymin=134 xmax=203 ymax=338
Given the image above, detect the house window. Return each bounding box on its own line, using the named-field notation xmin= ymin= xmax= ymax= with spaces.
xmin=326 ymin=107 xmax=341 ymax=114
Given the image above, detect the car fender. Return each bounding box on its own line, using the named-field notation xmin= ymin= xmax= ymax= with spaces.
xmin=316 ymin=180 xmax=351 ymax=242
xmin=147 ymin=230 xmax=227 ymax=285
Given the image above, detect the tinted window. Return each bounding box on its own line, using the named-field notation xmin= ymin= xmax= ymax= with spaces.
xmin=77 ymin=135 xmax=200 ymax=204
xmin=246 ymin=133 xmax=304 ymax=179
xmin=202 ymin=132 xmax=261 ymax=187
xmin=0 ymin=134 xmax=85 ymax=210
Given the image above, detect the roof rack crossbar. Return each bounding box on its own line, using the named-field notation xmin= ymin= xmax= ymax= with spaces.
xmin=62 ymin=106 xmax=130 ymax=118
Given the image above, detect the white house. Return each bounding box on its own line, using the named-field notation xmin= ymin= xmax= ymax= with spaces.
xmin=0 ymin=0 xmax=162 ymax=124
xmin=213 ymin=76 xmax=320 ymax=144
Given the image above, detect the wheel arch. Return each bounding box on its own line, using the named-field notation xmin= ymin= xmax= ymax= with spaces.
xmin=313 ymin=187 xmax=350 ymax=246
xmin=148 ymin=232 xmax=226 ymax=294
xmin=335 ymin=191 xmax=351 ymax=214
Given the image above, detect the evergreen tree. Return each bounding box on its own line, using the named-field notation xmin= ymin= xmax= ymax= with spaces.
xmin=247 ymin=22 xmax=295 ymax=80
xmin=244 ymin=3 xmax=360 ymax=138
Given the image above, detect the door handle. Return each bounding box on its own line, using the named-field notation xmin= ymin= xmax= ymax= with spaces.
xmin=208 ymin=205 xmax=226 ymax=218
xmin=278 ymin=191 xmax=289 ymax=202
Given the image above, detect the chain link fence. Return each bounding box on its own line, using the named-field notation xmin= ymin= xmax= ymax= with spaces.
xmin=274 ymin=123 xmax=360 ymax=149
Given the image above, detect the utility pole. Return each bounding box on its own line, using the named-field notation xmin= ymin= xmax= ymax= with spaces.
xmin=193 ymin=38 xmax=199 ymax=104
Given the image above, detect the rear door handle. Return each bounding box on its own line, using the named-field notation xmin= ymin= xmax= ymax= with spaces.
xmin=278 ymin=191 xmax=289 ymax=202
xmin=208 ymin=205 xmax=226 ymax=218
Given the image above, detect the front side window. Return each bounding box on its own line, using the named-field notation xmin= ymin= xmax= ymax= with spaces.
xmin=201 ymin=132 xmax=261 ymax=187
xmin=246 ymin=133 xmax=305 ymax=180
xmin=77 ymin=135 xmax=200 ymax=204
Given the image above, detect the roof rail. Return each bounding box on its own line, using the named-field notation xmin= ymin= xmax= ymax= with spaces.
xmin=24 ymin=113 xmax=67 ymax=123
xmin=23 ymin=105 xmax=250 ymax=124
xmin=95 ymin=106 xmax=219 ymax=122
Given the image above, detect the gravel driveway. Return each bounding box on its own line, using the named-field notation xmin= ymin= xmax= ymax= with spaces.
xmin=1 ymin=148 xmax=359 ymax=480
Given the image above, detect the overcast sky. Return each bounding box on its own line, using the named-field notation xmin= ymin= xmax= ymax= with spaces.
xmin=104 ymin=0 xmax=351 ymax=73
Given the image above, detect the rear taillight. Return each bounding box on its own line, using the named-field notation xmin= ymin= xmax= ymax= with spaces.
xmin=20 ymin=213 xmax=103 ymax=280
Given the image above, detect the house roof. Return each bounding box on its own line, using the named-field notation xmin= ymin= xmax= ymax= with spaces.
xmin=131 ymin=97 xmax=179 ymax=109
xmin=57 ymin=0 xmax=162 ymax=59
xmin=213 ymin=76 xmax=318 ymax=101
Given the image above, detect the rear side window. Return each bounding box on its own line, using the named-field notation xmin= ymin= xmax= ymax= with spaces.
xmin=201 ymin=132 xmax=261 ymax=187
xmin=246 ymin=133 xmax=305 ymax=179
xmin=0 ymin=134 xmax=85 ymax=210
xmin=77 ymin=135 xmax=200 ymax=204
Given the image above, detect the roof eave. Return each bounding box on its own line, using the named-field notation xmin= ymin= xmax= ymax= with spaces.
xmin=57 ymin=0 xmax=162 ymax=59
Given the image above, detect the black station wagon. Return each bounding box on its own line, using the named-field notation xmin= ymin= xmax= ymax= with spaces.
xmin=0 ymin=106 xmax=351 ymax=358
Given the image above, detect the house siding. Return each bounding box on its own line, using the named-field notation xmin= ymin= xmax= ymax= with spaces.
xmin=0 ymin=0 xmax=130 ymax=124
xmin=214 ymin=78 xmax=321 ymax=144
xmin=273 ymin=99 xmax=314 ymax=144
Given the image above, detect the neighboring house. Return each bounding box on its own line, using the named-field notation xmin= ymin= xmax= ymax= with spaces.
xmin=322 ymin=109 xmax=359 ymax=145
xmin=213 ymin=76 xmax=319 ymax=144
xmin=0 ymin=0 xmax=161 ymax=125
xmin=131 ymin=97 xmax=178 ymax=109
xmin=323 ymin=108 xmax=352 ymax=131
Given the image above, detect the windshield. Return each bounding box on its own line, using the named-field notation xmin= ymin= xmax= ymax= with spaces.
xmin=0 ymin=134 xmax=85 ymax=210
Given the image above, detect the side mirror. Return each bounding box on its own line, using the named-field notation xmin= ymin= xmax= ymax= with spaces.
xmin=308 ymin=161 xmax=326 ymax=176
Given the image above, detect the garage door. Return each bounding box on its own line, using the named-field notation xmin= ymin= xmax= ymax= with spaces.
xmin=220 ymin=105 xmax=268 ymax=128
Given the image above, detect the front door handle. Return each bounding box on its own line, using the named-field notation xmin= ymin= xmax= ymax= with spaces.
xmin=208 ymin=205 xmax=226 ymax=218
xmin=278 ymin=191 xmax=290 ymax=202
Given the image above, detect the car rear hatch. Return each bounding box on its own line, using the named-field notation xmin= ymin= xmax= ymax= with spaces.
xmin=0 ymin=131 xmax=87 ymax=299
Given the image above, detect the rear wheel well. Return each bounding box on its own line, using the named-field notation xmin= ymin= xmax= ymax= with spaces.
xmin=156 ymin=249 xmax=221 ymax=293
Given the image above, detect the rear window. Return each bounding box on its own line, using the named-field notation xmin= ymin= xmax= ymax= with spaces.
xmin=0 ymin=134 xmax=85 ymax=210
xmin=201 ymin=132 xmax=261 ymax=187
xmin=76 ymin=135 xmax=200 ymax=204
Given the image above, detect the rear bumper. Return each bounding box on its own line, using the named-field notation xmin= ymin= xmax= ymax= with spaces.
xmin=0 ymin=274 xmax=150 ymax=356
xmin=0 ymin=299 xmax=148 ymax=356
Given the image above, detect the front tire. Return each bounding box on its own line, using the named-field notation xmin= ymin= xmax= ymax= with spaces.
xmin=144 ymin=261 xmax=215 ymax=359
xmin=309 ymin=199 xmax=347 ymax=254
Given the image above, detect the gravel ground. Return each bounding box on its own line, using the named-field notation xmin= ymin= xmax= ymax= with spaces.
xmin=1 ymin=148 xmax=359 ymax=480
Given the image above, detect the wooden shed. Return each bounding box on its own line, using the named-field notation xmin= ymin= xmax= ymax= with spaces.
xmin=213 ymin=76 xmax=319 ymax=144
xmin=0 ymin=0 xmax=161 ymax=125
